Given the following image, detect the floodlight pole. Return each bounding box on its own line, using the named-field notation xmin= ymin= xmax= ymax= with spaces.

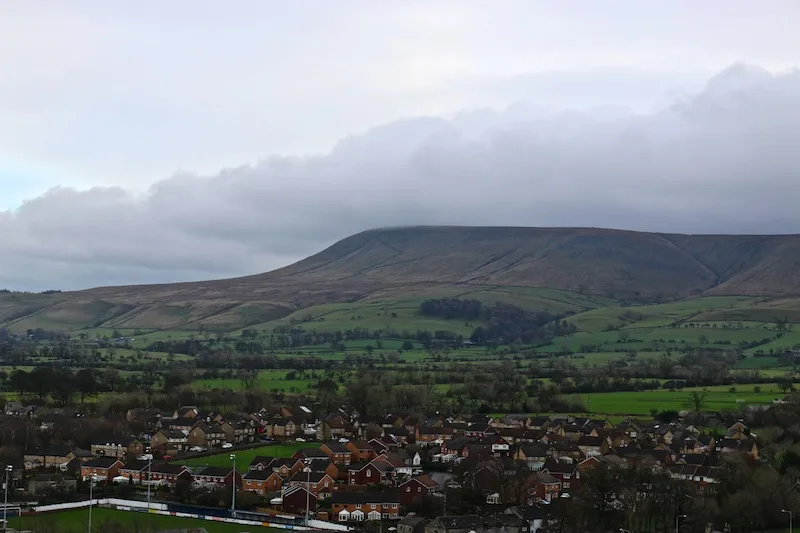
xmin=230 ymin=454 xmax=237 ymax=518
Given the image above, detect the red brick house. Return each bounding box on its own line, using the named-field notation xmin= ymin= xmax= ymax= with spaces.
xmin=149 ymin=463 xmax=192 ymax=486
xmin=321 ymin=442 xmax=352 ymax=465
xmin=287 ymin=470 xmax=335 ymax=496
xmin=541 ymin=459 xmax=580 ymax=491
xmin=282 ymin=485 xmax=317 ymax=515
xmin=532 ymin=472 xmax=561 ymax=502
xmin=243 ymin=470 xmax=284 ymax=495
xmin=347 ymin=440 xmax=376 ymax=463
xmin=192 ymin=466 xmax=243 ymax=488
xmin=398 ymin=474 xmax=439 ymax=506
xmin=348 ymin=462 xmax=391 ymax=485
xmin=81 ymin=457 xmax=123 ymax=482
xmin=415 ymin=426 xmax=454 ymax=444
xmin=119 ymin=460 xmax=149 ymax=484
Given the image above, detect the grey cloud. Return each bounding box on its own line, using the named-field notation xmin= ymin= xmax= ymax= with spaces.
xmin=3 ymin=64 xmax=800 ymax=291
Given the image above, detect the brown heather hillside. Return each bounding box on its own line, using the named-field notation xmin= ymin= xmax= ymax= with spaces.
xmin=3 ymin=226 xmax=800 ymax=331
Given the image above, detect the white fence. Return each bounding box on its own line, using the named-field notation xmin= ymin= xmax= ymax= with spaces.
xmin=30 ymin=498 xmax=350 ymax=531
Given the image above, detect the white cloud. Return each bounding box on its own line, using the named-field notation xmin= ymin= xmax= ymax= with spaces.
xmin=2 ymin=64 xmax=800 ymax=291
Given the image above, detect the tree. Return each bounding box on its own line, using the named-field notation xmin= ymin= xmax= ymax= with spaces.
xmin=75 ymin=368 xmax=98 ymax=403
xmin=688 ymin=391 xmax=708 ymax=412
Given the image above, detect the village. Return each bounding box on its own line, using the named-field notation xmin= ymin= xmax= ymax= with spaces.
xmin=2 ymin=400 xmax=766 ymax=533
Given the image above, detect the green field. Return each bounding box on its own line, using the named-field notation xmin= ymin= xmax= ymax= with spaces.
xmin=183 ymin=442 xmax=314 ymax=471
xmin=578 ymin=384 xmax=781 ymax=416
xmin=194 ymin=370 xmax=317 ymax=392
xmin=9 ymin=507 xmax=275 ymax=532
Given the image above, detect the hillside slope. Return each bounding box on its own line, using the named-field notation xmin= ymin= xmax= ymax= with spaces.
xmin=4 ymin=226 xmax=800 ymax=331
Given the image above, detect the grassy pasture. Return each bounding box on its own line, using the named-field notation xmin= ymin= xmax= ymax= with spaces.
xmin=579 ymin=384 xmax=781 ymax=416
xmin=183 ymin=442 xmax=313 ymax=471
xmin=194 ymin=370 xmax=316 ymax=393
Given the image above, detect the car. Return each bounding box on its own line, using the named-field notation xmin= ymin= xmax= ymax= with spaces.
xmin=189 ymin=446 xmax=205 ymax=452
xmin=338 ymin=438 xmax=349 ymax=443
xmin=221 ymin=443 xmax=233 ymax=449
xmin=261 ymin=436 xmax=275 ymax=442
xmin=295 ymin=438 xmax=306 ymax=443
xmin=137 ymin=453 xmax=153 ymax=461
xmin=161 ymin=455 xmax=172 ymax=460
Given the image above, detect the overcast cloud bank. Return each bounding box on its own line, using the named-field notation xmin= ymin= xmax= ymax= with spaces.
xmin=3 ymin=64 xmax=800 ymax=291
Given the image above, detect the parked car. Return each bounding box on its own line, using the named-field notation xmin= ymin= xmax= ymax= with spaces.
xmin=295 ymin=438 xmax=306 ymax=443
xmin=137 ymin=453 xmax=153 ymax=461
xmin=189 ymin=446 xmax=206 ymax=452
xmin=222 ymin=443 xmax=233 ymax=449
xmin=338 ymin=438 xmax=349 ymax=443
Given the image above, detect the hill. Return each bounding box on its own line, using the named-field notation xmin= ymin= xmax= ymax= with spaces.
xmin=4 ymin=226 xmax=800 ymax=331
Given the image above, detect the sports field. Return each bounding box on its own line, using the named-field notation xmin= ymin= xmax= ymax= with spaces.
xmin=9 ymin=507 xmax=276 ymax=532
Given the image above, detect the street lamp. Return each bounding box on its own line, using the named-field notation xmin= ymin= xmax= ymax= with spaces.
xmin=675 ymin=514 xmax=687 ymax=533
xmin=783 ymin=509 xmax=793 ymax=533
xmin=146 ymin=457 xmax=152 ymax=511
xmin=229 ymin=454 xmax=237 ymax=518
xmin=3 ymin=465 xmax=13 ymax=532
xmin=88 ymin=475 xmax=95 ymax=533
xmin=303 ymin=465 xmax=312 ymax=526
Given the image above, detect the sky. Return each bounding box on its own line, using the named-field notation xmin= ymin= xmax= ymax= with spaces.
xmin=2 ymin=0 xmax=800 ymax=291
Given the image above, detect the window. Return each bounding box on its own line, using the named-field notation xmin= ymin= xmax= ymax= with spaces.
xmin=417 ymin=487 xmax=422 ymax=492
xmin=392 ymin=503 xmax=398 ymax=509
xmin=366 ymin=469 xmax=371 ymax=477
xmin=356 ymin=504 xmax=362 ymax=509
xmin=406 ymin=487 xmax=411 ymax=492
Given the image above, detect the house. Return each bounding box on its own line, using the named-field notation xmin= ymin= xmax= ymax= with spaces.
xmin=321 ymin=442 xmax=352 ymax=465
xmin=125 ymin=408 xmax=165 ymax=424
xmin=425 ymin=515 xmax=484 ymax=533
xmin=26 ymin=472 xmax=78 ymax=495
xmin=243 ymin=469 xmax=284 ymax=495
xmin=541 ymin=458 xmax=580 ymax=491
xmin=319 ymin=417 xmax=356 ymax=441
xmin=513 ymin=445 xmax=548 ymax=470
xmin=187 ymin=421 xmax=230 ymax=448
xmin=232 ymin=420 xmax=257 ymax=443
xmin=80 ymin=457 xmax=124 ymax=482
xmin=150 ymin=429 xmax=188 ymax=455
xmin=505 ymin=506 xmax=544 ymax=533
xmin=4 ymin=402 xmax=35 ymax=418
xmin=416 ymin=426 xmax=455 ymax=444
xmin=531 ymin=472 xmax=561 ymax=503
xmin=173 ymin=406 xmax=199 ymax=419
xmin=347 ymin=440 xmax=376 ymax=462
xmin=248 ymin=457 xmax=304 ymax=477
xmin=717 ymin=438 xmax=759 ymax=459
xmin=23 ymin=447 xmax=75 ymax=470
xmin=576 ymin=436 xmax=604 ymax=457
xmin=398 ymin=516 xmax=428 ymax=533
xmin=332 ymin=490 xmax=401 ymax=522
xmin=119 ymin=460 xmax=150 ymax=484
xmin=348 ymin=461 xmax=392 ymax=486
xmin=282 ymin=484 xmax=317 ymax=515
xmin=89 ymin=436 xmax=144 ymax=460
xmin=287 ymin=470 xmax=335 ymax=496
xmin=293 ymin=448 xmax=330 ymax=461
xmin=192 ymin=466 xmax=242 ymax=488
xmin=398 ymin=475 xmax=439 ymax=506
xmin=267 ymin=418 xmax=301 ymax=438
xmin=149 ymin=463 xmax=192 ymax=486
